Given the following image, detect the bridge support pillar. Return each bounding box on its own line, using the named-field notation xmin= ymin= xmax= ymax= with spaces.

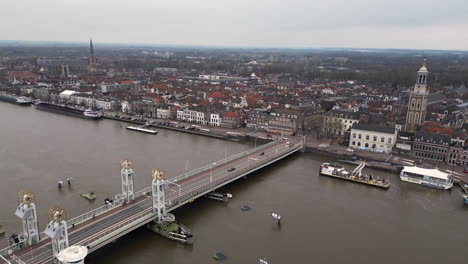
xmin=44 ymin=207 xmax=69 ymax=258
xmin=120 ymin=159 xmax=135 ymax=203
xmin=14 ymin=191 xmax=40 ymax=246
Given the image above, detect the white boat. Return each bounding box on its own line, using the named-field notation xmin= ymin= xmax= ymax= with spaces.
xmin=83 ymin=109 xmax=102 ymax=119
xmin=16 ymin=96 xmax=33 ymax=105
xmin=400 ymin=166 xmax=453 ymax=190
xmin=320 ymin=163 xmax=350 ymax=177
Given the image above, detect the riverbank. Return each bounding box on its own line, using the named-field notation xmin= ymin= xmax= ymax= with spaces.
xmin=100 ymin=112 xmax=468 ymax=179
xmin=103 ymin=114 xmax=241 ymax=141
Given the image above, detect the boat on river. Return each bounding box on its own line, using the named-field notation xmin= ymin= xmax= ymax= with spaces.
xmin=319 ymin=162 xmax=390 ymax=189
xmin=400 ymin=166 xmax=453 ymax=190
xmin=463 ymin=195 xmax=468 ymax=205
xmin=147 ymin=220 xmax=193 ymax=244
xmin=0 ymin=94 xmax=33 ymax=105
xmin=35 ymin=102 xmax=102 ymax=120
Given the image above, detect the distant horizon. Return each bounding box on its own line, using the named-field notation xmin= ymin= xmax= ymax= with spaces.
xmin=1 ymin=39 xmax=467 ymax=53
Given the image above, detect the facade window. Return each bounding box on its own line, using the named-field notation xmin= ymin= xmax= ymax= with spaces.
xmin=358 ymin=134 xmax=362 ymax=139
xmin=366 ymin=135 xmax=369 ymax=140
xmin=365 ymin=143 xmax=369 ymax=148
xmin=381 ymin=137 xmax=384 ymax=142
xmin=358 ymin=142 xmax=361 ymax=146
xmin=373 ymin=136 xmax=377 ymax=141
xmin=352 ymin=133 xmax=356 ymax=138
xmin=388 ymin=138 xmax=392 ymax=144
xmin=352 ymin=141 xmax=356 ymax=145
xmin=372 ymin=144 xmax=376 ymax=149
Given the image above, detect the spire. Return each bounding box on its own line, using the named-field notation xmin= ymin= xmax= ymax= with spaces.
xmin=89 ymin=38 xmax=94 ymax=57
xmin=418 ymin=59 xmax=428 ymax=73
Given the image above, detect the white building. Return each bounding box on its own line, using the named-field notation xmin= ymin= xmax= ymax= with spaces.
xmin=95 ymin=99 xmax=113 ymax=110
xmin=157 ymin=108 xmax=171 ymax=119
xmin=324 ymin=109 xmax=360 ymax=136
xmin=210 ymin=113 xmax=221 ymax=127
xmin=122 ymin=100 xmax=131 ymax=113
xmin=349 ymin=124 xmax=397 ymax=154
xmin=59 ymin=90 xmax=79 ymax=99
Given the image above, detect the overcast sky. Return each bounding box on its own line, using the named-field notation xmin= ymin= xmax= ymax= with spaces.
xmin=2 ymin=0 xmax=468 ymax=50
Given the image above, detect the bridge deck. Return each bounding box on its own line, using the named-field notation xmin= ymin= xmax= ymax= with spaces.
xmin=1 ymin=139 xmax=303 ymax=264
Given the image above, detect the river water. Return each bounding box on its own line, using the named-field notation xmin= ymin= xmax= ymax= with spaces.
xmin=0 ymin=102 xmax=467 ymax=264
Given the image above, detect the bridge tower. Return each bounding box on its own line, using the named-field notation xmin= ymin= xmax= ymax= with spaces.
xmin=44 ymin=206 xmax=69 ymax=258
xmin=14 ymin=190 xmax=40 ymax=246
xmin=151 ymin=168 xmax=175 ymax=223
xmin=120 ymin=159 xmax=135 ymax=203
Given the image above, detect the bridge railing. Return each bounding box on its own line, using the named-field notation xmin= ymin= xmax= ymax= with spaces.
xmin=66 ymin=198 xmax=125 ymax=228
xmin=171 ymin=140 xmax=277 ymax=183
xmin=78 ymin=207 xmax=154 ymax=249
xmin=167 ymin=141 xmax=303 ymax=210
xmin=132 ymin=141 xmax=280 ymax=199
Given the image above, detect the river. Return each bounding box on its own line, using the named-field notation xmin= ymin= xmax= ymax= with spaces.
xmin=0 ymin=102 xmax=467 ymax=264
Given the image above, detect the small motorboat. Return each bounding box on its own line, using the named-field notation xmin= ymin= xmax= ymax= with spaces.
xmin=81 ymin=192 xmax=96 ymax=201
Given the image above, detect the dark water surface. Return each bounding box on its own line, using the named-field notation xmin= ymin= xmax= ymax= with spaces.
xmin=1 ymin=103 xmax=467 ymax=264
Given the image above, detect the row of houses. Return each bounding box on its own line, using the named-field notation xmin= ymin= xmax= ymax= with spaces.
xmin=395 ymin=130 xmax=468 ymax=166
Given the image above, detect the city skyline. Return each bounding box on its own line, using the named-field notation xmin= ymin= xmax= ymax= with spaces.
xmin=2 ymin=0 xmax=468 ymax=50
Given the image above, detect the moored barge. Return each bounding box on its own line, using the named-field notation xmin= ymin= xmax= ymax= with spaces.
xmin=35 ymin=102 xmax=102 ymax=120
xmin=319 ymin=162 xmax=390 ymax=189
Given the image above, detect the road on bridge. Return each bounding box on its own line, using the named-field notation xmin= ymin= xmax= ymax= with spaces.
xmin=1 ymin=138 xmax=303 ymax=264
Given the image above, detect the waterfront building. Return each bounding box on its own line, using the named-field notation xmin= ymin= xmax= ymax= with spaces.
xmin=411 ymin=131 xmax=450 ymax=163
xmin=157 ymin=108 xmax=171 ymax=119
xmin=323 ymin=109 xmax=360 ymax=137
xmin=405 ymin=62 xmax=429 ymax=132
xmin=245 ymin=108 xmax=270 ymax=129
xmin=210 ymin=113 xmax=221 ymax=127
xmin=447 ymin=131 xmax=468 ymax=166
xmin=349 ymin=124 xmax=397 ymax=154
xmin=266 ymin=108 xmax=302 ymax=135
xmin=221 ymin=111 xmax=244 ymax=128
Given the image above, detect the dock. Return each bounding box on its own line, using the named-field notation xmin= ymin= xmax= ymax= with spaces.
xmin=126 ymin=125 xmax=157 ymax=134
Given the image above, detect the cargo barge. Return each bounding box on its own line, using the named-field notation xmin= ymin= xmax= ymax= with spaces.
xmin=35 ymin=102 xmax=101 ymax=120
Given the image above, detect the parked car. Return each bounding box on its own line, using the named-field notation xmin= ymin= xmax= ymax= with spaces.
xmin=346 ymin=148 xmax=354 ymax=152
xmin=227 ymin=167 xmax=236 ymax=172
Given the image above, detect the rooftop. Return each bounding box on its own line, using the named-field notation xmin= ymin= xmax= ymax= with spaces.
xmin=351 ymin=123 xmax=395 ymax=134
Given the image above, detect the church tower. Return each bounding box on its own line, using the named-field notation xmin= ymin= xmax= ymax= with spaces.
xmin=405 ymin=60 xmax=429 ymax=133
xmin=88 ymin=38 xmax=97 ymax=73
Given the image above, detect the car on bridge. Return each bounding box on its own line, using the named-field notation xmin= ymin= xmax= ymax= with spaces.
xmin=259 ymin=152 xmax=265 ymax=156
xmin=228 ymin=167 xmax=236 ymax=172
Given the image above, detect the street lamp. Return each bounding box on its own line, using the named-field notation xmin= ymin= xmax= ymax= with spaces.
xmin=210 ymin=162 xmax=216 ymax=182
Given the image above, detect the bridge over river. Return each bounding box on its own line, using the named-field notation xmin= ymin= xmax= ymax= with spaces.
xmin=1 ymin=138 xmax=304 ymax=264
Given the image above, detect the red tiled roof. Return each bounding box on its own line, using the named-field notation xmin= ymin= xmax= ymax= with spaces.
xmin=223 ymin=111 xmax=241 ymax=118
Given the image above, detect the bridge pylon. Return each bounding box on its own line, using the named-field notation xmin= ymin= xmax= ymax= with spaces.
xmin=44 ymin=206 xmax=69 ymax=258
xmin=120 ymin=159 xmax=135 ymax=203
xmin=151 ymin=168 xmax=174 ymax=223
xmin=14 ymin=190 xmax=40 ymax=246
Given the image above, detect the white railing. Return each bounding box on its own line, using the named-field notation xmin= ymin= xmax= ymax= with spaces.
xmin=167 ymin=142 xmax=303 ymax=210
xmin=66 ymin=198 xmax=125 ymax=228
xmin=172 ymin=141 xmax=277 ymax=183
xmin=78 ymin=208 xmax=154 ymax=248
